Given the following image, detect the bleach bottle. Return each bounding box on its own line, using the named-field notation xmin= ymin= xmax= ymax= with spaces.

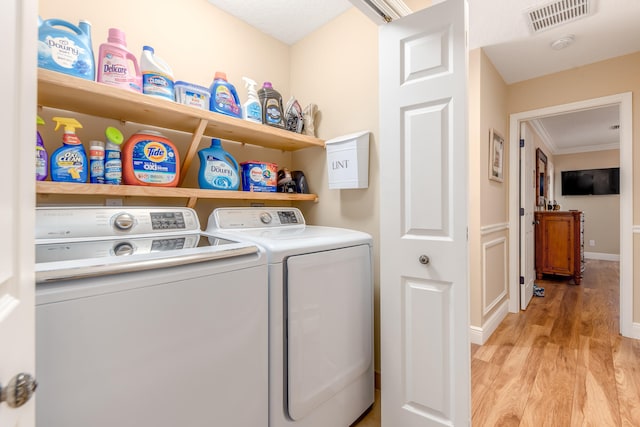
xmin=36 ymin=116 xmax=48 ymax=181
xmin=198 ymin=139 xmax=239 ymax=190
xmin=50 ymin=117 xmax=87 ymax=183
xmin=242 ymin=77 xmax=262 ymax=124
xmin=97 ymin=28 xmax=142 ymax=92
xmin=209 ymin=72 xmax=242 ymax=118
xmin=141 ymin=46 xmax=175 ymax=101
xmin=37 ymin=17 xmax=95 ymax=80
xmin=104 ymin=127 xmax=124 ymax=185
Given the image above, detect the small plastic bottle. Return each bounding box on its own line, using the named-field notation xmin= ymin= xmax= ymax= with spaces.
xmin=104 ymin=127 xmax=124 ymax=185
xmin=89 ymin=140 xmax=105 ymax=184
xmin=258 ymin=82 xmax=284 ymax=128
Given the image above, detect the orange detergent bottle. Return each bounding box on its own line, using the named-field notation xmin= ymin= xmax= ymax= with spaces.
xmin=122 ymin=130 xmax=180 ymax=186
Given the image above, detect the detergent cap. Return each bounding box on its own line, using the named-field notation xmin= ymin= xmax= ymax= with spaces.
xmin=37 ymin=116 xmax=45 ymax=126
xmin=214 ymin=71 xmax=228 ymax=81
xmin=52 ymin=117 xmax=83 ymax=133
xmin=105 ymin=126 xmax=124 ymax=145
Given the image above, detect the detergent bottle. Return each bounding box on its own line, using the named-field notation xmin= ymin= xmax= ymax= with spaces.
xmin=198 ymin=139 xmax=239 ymax=190
xmin=141 ymin=46 xmax=175 ymax=101
xmin=209 ymin=72 xmax=242 ymax=118
xmin=37 ymin=17 xmax=95 ymax=80
xmin=50 ymin=117 xmax=87 ymax=183
xmin=36 ymin=116 xmax=48 ymax=181
xmin=242 ymin=77 xmax=262 ymax=124
xmin=104 ymin=126 xmax=124 ymax=185
xmin=97 ymin=28 xmax=142 ymax=92
xmin=258 ymin=82 xmax=285 ymax=129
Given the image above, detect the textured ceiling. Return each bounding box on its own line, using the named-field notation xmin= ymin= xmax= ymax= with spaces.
xmin=207 ymin=0 xmax=352 ymax=45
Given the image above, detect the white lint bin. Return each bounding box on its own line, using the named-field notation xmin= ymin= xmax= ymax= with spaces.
xmin=325 ymin=131 xmax=370 ymax=189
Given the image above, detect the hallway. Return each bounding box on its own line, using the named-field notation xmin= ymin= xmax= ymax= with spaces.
xmin=472 ymin=260 xmax=640 ymax=426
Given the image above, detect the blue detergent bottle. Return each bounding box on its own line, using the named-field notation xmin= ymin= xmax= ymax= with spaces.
xmin=38 ymin=17 xmax=95 ymax=80
xmin=198 ymin=139 xmax=240 ymax=190
xmin=209 ymin=72 xmax=242 ymax=118
xmin=50 ymin=117 xmax=88 ymax=183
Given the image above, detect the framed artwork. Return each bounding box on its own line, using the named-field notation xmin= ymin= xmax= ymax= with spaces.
xmin=489 ymin=129 xmax=504 ymax=182
xmin=536 ymin=148 xmax=548 ymax=206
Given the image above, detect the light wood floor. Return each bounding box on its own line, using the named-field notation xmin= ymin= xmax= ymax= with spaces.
xmin=473 ymin=259 xmax=640 ymax=426
xmin=354 ymin=259 xmax=640 ymax=426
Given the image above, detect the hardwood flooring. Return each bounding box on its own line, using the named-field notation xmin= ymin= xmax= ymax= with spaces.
xmin=473 ymin=259 xmax=640 ymax=427
xmin=354 ymin=259 xmax=640 ymax=426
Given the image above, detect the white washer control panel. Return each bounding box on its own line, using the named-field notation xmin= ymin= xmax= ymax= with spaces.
xmin=211 ymin=207 xmax=306 ymax=230
xmin=36 ymin=207 xmax=200 ymax=240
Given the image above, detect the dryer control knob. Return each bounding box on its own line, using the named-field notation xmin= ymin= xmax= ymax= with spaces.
xmin=259 ymin=212 xmax=272 ymax=224
xmin=114 ymin=213 xmax=135 ymax=230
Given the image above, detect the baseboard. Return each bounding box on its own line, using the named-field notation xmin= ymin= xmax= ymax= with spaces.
xmin=584 ymin=252 xmax=620 ymax=261
xmin=628 ymin=323 xmax=640 ymax=340
xmin=469 ymin=299 xmax=509 ymax=345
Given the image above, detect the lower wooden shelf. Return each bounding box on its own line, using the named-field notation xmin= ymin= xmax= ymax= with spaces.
xmin=37 ymin=182 xmax=318 ymax=208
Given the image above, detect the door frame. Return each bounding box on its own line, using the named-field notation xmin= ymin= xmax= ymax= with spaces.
xmin=507 ymin=92 xmax=634 ymax=337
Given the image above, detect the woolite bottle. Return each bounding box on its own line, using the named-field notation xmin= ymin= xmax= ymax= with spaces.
xmin=258 ymin=82 xmax=285 ymax=128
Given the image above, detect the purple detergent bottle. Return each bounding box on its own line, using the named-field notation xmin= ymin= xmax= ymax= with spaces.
xmin=36 ymin=116 xmax=48 ymax=181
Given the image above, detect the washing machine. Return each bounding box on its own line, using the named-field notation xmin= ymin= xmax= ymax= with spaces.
xmin=207 ymin=207 xmax=374 ymax=427
xmin=35 ymin=207 xmax=268 ymax=427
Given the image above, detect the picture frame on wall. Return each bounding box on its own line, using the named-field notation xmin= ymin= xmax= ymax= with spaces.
xmin=489 ymin=128 xmax=504 ymax=182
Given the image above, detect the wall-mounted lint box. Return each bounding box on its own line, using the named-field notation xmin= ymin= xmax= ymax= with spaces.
xmin=325 ymin=130 xmax=370 ymax=189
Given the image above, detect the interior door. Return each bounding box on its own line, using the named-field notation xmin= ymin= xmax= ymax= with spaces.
xmin=379 ymin=1 xmax=470 ymax=426
xmin=0 ymin=0 xmax=37 ymax=424
xmin=520 ymin=122 xmax=535 ymax=309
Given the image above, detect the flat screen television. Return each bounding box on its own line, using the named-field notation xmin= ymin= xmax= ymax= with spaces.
xmin=561 ymin=167 xmax=620 ymax=196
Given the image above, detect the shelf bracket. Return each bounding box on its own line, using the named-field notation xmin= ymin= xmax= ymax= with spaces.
xmin=186 ymin=197 xmax=198 ymax=209
xmin=179 ymin=118 xmax=208 ymax=186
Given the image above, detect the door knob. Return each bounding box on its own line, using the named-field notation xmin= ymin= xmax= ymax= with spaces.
xmin=418 ymin=255 xmax=430 ymax=265
xmin=0 ymin=373 xmax=37 ymax=408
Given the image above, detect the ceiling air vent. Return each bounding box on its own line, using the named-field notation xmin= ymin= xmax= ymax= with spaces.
xmin=526 ymin=0 xmax=592 ymax=34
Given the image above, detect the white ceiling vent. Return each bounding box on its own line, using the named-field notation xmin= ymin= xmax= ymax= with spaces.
xmin=526 ymin=0 xmax=593 ymax=34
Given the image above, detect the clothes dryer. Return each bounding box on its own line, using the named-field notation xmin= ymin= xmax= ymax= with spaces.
xmin=207 ymin=207 xmax=374 ymax=427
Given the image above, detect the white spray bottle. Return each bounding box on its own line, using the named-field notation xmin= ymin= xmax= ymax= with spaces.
xmin=242 ymin=77 xmax=262 ymax=124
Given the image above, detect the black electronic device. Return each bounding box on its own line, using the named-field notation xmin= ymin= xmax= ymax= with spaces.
xmin=561 ymin=167 xmax=620 ymax=195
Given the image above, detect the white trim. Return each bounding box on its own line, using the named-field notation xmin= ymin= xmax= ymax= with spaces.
xmin=482 ymin=237 xmax=508 ymax=315
xmin=553 ymin=142 xmax=619 ymax=155
xmin=469 ymin=300 xmax=509 ymax=345
xmin=630 ymin=323 xmax=640 ymax=340
xmin=508 ymin=92 xmax=634 ymax=340
xmin=0 ymin=294 xmax=19 ymax=324
xmin=584 ymin=252 xmax=620 ymax=261
xmin=480 ymin=222 xmax=509 ymax=236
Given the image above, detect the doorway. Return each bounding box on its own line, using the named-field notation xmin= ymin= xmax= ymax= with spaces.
xmin=507 ymin=93 xmax=635 ymax=338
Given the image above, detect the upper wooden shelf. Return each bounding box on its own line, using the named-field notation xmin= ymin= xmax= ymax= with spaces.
xmin=37 ymin=69 xmax=325 ymax=151
xmin=37 ymin=182 xmax=318 ymax=207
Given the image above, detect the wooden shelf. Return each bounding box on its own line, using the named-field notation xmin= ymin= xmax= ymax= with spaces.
xmin=37 ymin=182 xmax=318 ymax=208
xmin=36 ymin=69 xmax=323 ymax=207
xmin=37 ymin=69 xmax=325 ymax=151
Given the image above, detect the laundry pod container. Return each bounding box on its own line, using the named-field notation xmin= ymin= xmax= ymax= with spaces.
xmin=122 ymin=130 xmax=180 ymax=186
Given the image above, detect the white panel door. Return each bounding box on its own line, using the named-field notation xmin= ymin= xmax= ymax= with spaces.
xmin=520 ymin=123 xmax=535 ymax=309
xmin=379 ymin=1 xmax=469 ymax=426
xmin=0 ymin=0 xmax=37 ymax=424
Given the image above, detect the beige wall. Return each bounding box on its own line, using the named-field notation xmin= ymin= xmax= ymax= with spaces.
xmin=553 ymin=150 xmax=620 ymax=255
xmin=289 ymin=8 xmax=381 ymax=371
xmin=468 ymin=49 xmax=509 ymax=330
